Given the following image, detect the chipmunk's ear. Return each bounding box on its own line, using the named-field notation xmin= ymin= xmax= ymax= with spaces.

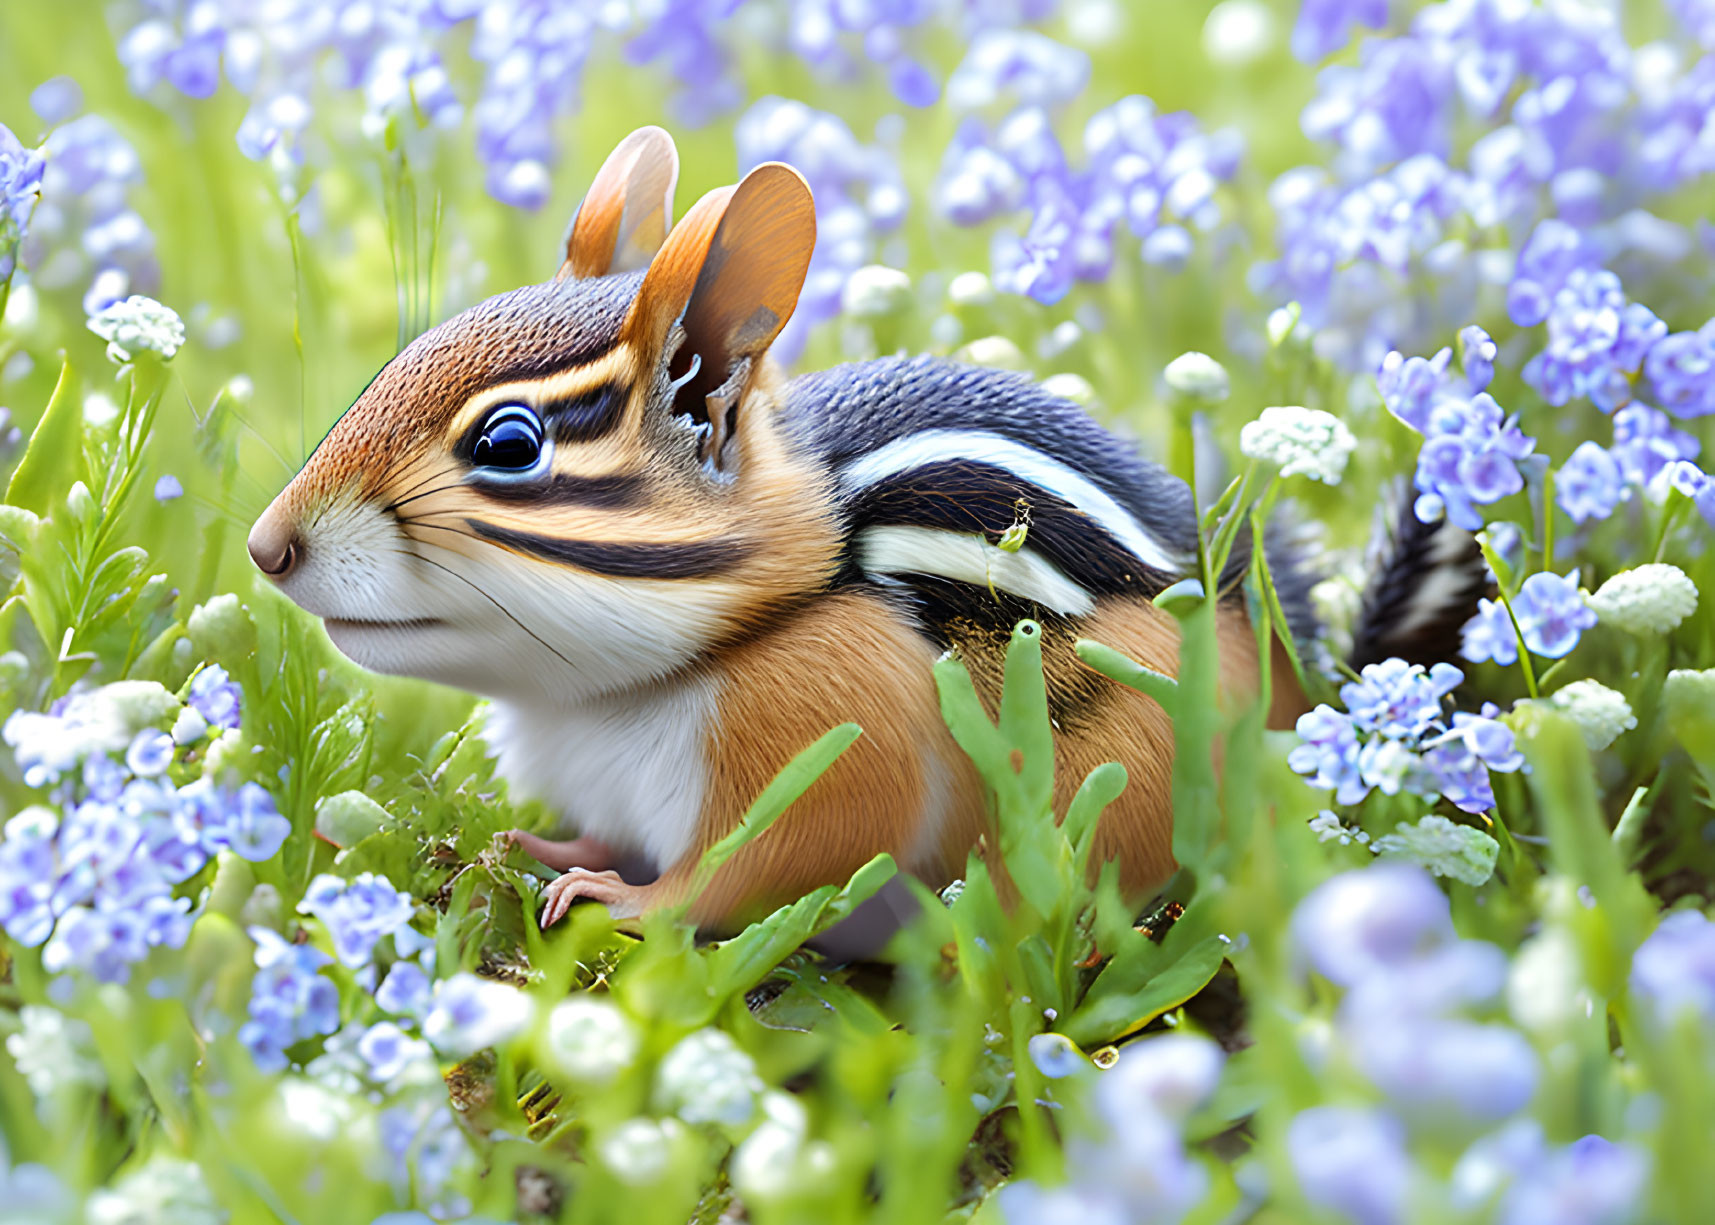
xmin=623 ymin=163 xmax=816 ymax=462
xmin=558 ymin=126 xmax=680 ymax=280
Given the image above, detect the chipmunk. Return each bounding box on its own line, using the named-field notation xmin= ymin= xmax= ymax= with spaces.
xmin=249 ymin=127 xmax=1484 ymax=933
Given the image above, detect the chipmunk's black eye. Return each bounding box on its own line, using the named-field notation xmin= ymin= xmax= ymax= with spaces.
xmin=471 ymin=405 xmax=544 ymax=471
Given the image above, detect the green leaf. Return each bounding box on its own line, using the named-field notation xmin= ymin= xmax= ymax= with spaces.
xmin=5 ymin=361 xmax=83 ymax=515
xmin=690 ymin=721 xmax=863 ymax=894
xmin=1075 ymin=638 xmax=1177 ymax=709
xmin=1065 ymin=761 xmax=1127 ymax=876
xmin=1062 ymin=933 xmax=1227 ymax=1047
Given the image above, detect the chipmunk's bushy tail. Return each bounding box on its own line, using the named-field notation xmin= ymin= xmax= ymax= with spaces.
xmin=1350 ymin=481 xmax=1490 ymax=670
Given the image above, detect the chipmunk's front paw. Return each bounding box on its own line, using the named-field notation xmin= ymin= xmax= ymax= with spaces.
xmin=539 ymin=868 xmax=648 ymax=927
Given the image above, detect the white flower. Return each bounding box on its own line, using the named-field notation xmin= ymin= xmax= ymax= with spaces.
xmin=86 ymin=295 xmax=185 ymax=363
xmin=84 ymin=1156 xmax=223 ymax=1225
xmin=276 ymin=1077 xmax=360 ymax=1141
xmin=654 ymin=1028 xmax=764 ymax=1128
xmin=599 ymin=1117 xmax=684 ymax=1185
xmin=947 ymin=271 xmax=996 ymax=307
xmin=542 ymin=997 xmax=639 ymax=1085
xmin=731 ymin=1091 xmax=826 ymax=1200
xmin=1585 ymin=564 xmax=1698 ymax=634
xmin=1308 ymin=810 xmax=1369 ymax=847
xmin=422 ymin=972 xmax=531 ymax=1057
xmin=1163 ymin=351 xmax=1230 ymax=401
xmin=841 ymin=265 xmax=912 ymax=319
xmin=1372 ymin=816 xmax=1499 ymax=887
xmin=954 ymin=335 xmax=1028 ymax=371
xmin=1546 ymin=680 xmax=1637 ymax=751
xmin=1506 ymin=928 xmax=1589 ymax=1035
xmin=5 ymin=1006 xmax=103 ymax=1099
xmin=1202 ymin=0 xmax=1276 ymax=66
xmin=1665 ymin=668 xmax=1715 ymax=713
xmin=1239 ymin=406 xmax=1357 ymax=484
xmin=1041 ymin=372 xmax=1096 ymax=406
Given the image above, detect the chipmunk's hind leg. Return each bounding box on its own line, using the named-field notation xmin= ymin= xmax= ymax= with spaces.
xmin=504 ymin=830 xmax=618 ymax=873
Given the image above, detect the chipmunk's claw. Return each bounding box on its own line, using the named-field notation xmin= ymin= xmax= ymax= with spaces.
xmin=540 ymin=868 xmax=645 ymax=927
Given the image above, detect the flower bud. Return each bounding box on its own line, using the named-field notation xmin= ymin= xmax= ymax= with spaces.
xmin=1163 ymin=351 xmax=1230 ymax=401
xmin=841 ymin=265 xmax=913 ymax=319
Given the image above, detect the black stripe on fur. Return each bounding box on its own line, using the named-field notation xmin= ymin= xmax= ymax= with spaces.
xmin=1350 ymin=486 xmax=1488 ymax=669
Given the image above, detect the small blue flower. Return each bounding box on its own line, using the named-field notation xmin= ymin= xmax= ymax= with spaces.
xmin=1611 ymin=403 xmax=1700 ymax=487
xmin=187 ymin=664 xmax=241 ymax=730
xmin=377 ymin=960 xmax=433 ymax=1018
xmin=1355 ymin=1018 xmax=1539 ymax=1122
xmin=1459 ymin=324 xmax=1496 ymax=393
xmin=153 ymin=474 xmax=184 ymax=502
xmin=1291 ymin=864 xmax=1455 ymax=987
xmin=225 ymin=782 xmax=291 ymax=861
xmin=299 ymin=872 xmax=416 ymax=968
xmin=1630 ymin=910 xmax=1715 ymax=1028
xmin=1461 ymin=597 xmax=1519 ymax=667
xmin=1340 ymin=659 xmax=1463 ymax=740
xmin=1556 ymin=441 xmax=1626 ymax=524
xmin=242 ymin=927 xmax=340 ymax=1072
xmin=1645 ymin=323 xmax=1715 ymax=417
xmin=1289 ymin=1105 xmax=1415 ymax=1225
xmin=124 ymin=729 xmax=174 ymax=778
xmin=1289 ymin=706 xmax=1368 ymax=805
xmin=1512 ymin=571 xmax=1597 ymax=659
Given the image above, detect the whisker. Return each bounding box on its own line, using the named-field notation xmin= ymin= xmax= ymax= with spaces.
xmin=397 ymin=541 xmax=583 ymax=673
xmin=383 ymin=464 xmax=465 ymax=512
xmin=386 ymin=480 xmax=470 ymax=514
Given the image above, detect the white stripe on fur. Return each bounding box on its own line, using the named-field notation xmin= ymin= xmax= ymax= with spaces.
xmin=839 ymin=429 xmax=1189 ymax=574
xmin=855 ymin=525 xmax=1095 ymax=616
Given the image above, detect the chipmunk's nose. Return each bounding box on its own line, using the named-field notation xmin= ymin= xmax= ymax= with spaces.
xmin=248 ymin=506 xmax=302 ymax=579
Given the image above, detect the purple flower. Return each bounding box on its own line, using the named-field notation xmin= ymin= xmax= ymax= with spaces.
xmin=1512 ymin=571 xmax=1597 ymax=659
xmin=1461 ymin=598 xmax=1519 ymax=666
xmin=1645 ymin=324 xmax=1715 ymax=417
xmin=358 ymin=1020 xmax=431 ymax=1082
xmin=1630 ymin=909 xmax=1715 ymax=1028
xmin=1340 ymin=659 xmax=1463 ymax=740
xmin=1507 ymin=220 xmax=1589 ymax=328
xmin=1378 ymin=347 xmax=1453 ymax=432
xmin=1611 ymin=403 xmax=1700 ymax=487
xmin=224 ymin=782 xmax=291 ymax=861
xmin=377 ymin=960 xmax=433 ymax=1017
xmin=23 ymin=115 xmax=158 ymax=314
xmin=1292 ymin=0 xmax=1390 ymax=62
xmin=188 ymin=664 xmax=241 ymax=730
xmin=153 ymin=474 xmax=184 ymax=502
xmin=944 ymin=29 xmax=1089 ymax=112
xmin=1422 ymin=704 xmax=1524 ymax=813
xmin=242 ymin=927 xmax=339 ymax=1072
xmin=0 ymin=123 xmax=46 ymax=281
xmin=1341 ymin=938 xmax=1509 ymax=1023
xmin=1459 ymin=324 xmax=1496 ymax=392
xmin=1291 ymin=864 xmax=1454 ymax=987
xmin=1556 ymin=442 xmax=1626 ymax=524
xmin=1354 ymin=1019 xmax=1539 ymax=1122
xmin=299 ymin=872 xmax=416 ymax=968
xmin=125 ymin=730 xmax=174 ymax=777
xmin=1497 ymin=1135 xmax=1649 ymax=1225
xmin=1412 ymin=390 xmax=1537 ymax=529
xmin=1289 ymin=706 xmax=1368 ymax=804
xmin=1288 ymin=1106 xmax=1415 ymax=1225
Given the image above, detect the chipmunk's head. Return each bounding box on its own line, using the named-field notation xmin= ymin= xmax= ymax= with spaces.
xmin=249 ymin=127 xmax=828 ymax=702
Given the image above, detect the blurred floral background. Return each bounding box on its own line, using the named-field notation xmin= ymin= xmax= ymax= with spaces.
xmin=2 ymin=0 xmax=1715 ymax=1222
